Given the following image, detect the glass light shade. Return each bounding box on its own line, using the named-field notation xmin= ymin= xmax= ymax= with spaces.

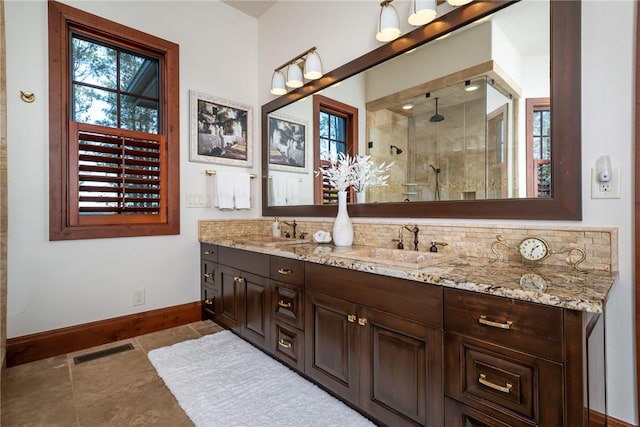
xmin=303 ymin=51 xmax=323 ymax=80
xmin=286 ymin=63 xmax=303 ymax=88
xmin=270 ymin=71 xmax=287 ymax=95
xmin=408 ymin=0 xmax=437 ymax=26
xmin=376 ymin=3 xmax=401 ymax=42
xmin=447 ymin=0 xmax=473 ymax=6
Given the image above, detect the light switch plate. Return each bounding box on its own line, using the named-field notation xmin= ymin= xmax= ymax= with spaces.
xmin=591 ymin=167 xmax=620 ymax=199
xmin=186 ymin=194 xmax=212 ymax=208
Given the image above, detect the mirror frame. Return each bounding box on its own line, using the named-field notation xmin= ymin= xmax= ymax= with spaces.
xmin=262 ymin=0 xmax=581 ymax=220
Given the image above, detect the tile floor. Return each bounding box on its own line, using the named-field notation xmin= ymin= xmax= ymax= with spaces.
xmin=1 ymin=320 xmax=225 ymax=426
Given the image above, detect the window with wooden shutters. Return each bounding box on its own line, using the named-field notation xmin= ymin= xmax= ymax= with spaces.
xmin=526 ymin=98 xmax=551 ymax=198
xmin=48 ymin=1 xmax=179 ymax=240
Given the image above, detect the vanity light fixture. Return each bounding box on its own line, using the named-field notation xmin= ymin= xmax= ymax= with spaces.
xmin=408 ymin=0 xmax=437 ymax=26
xmin=464 ymin=80 xmax=479 ymax=91
xmin=270 ymin=47 xmax=324 ymax=95
xmin=447 ymin=0 xmax=473 ymax=6
xmin=376 ymin=0 xmax=401 ymax=42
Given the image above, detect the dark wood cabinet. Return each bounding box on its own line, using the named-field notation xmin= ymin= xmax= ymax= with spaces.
xmin=305 ymin=263 xmax=444 ymax=426
xmin=199 ymin=244 xmax=603 ymax=427
xmin=444 ymin=288 xmax=600 ymax=426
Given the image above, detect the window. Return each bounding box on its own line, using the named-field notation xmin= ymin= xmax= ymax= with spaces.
xmin=48 ymin=1 xmax=179 ymax=240
xmin=526 ymin=98 xmax=551 ymax=198
xmin=313 ymin=95 xmax=358 ymax=204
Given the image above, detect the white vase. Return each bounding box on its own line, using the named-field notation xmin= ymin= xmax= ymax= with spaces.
xmin=332 ymin=191 xmax=353 ymax=246
xmin=356 ymin=191 xmax=366 ymax=203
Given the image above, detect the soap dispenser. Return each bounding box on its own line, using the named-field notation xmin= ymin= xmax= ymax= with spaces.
xmin=272 ymin=218 xmax=281 ymax=238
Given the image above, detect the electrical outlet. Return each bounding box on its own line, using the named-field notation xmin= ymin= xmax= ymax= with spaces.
xmin=591 ymin=167 xmax=621 ymax=199
xmin=132 ymin=289 xmax=145 ymax=306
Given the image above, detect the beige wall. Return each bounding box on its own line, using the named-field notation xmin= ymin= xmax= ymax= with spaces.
xmin=1 ymin=0 xmax=7 ymax=412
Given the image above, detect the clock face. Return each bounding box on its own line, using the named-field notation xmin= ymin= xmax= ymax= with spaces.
xmin=518 ymin=237 xmax=550 ymax=261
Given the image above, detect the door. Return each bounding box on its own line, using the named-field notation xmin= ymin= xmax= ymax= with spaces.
xmin=359 ymin=306 xmax=443 ymax=427
xmin=305 ymin=291 xmax=359 ymax=404
xmin=217 ymin=265 xmax=243 ymax=331
xmin=241 ymin=271 xmax=271 ymax=351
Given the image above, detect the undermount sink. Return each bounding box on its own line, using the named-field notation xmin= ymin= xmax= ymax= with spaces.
xmin=331 ymin=247 xmax=452 ymax=269
xmin=234 ymin=236 xmax=310 ymax=247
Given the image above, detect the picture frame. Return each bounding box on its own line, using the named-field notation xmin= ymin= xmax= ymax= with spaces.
xmin=189 ymin=90 xmax=252 ymax=167
xmin=268 ymin=113 xmax=308 ymax=173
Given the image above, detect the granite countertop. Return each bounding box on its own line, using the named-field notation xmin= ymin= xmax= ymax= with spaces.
xmin=200 ymin=236 xmax=617 ymax=313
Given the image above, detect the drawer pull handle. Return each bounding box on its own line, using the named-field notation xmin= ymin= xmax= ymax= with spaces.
xmin=278 ymin=300 xmax=292 ymax=308
xmin=277 ymin=268 xmax=293 ymax=276
xmin=347 ymin=314 xmax=356 ymax=323
xmin=479 ymin=315 xmax=513 ymax=330
xmin=358 ymin=317 xmax=368 ymax=326
xmin=479 ymin=374 xmax=513 ymax=394
xmin=278 ymin=339 xmax=292 ymax=349
xmin=204 ymin=251 xmax=213 ymax=255
xmin=203 ymin=273 xmax=213 ymax=278
xmin=234 ymin=276 xmax=245 ymax=283
xmin=203 ymin=299 xmax=213 ymax=305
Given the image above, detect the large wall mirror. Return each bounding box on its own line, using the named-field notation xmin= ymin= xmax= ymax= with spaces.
xmin=261 ymin=0 xmax=581 ymax=220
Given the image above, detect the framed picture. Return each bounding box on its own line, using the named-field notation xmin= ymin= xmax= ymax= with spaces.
xmin=189 ymin=90 xmax=252 ymax=167
xmin=268 ymin=113 xmax=308 ymax=173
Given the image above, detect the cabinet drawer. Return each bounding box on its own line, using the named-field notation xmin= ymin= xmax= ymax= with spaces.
xmin=444 ymin=288 xmax=563 ymax=361
xmin=270 ymin=256 xmax=304 ymax=287
xmin=273 ymin=282 xmax=304 ymax=329
xmin=201 ymin=260 xmax=217 ymax=287
xmin=445 ymin=398 xmax=530 ymax=427
xmin=201 ymin=243 xmax=218 ymax=262
xmin=219 ymin=246 xmax=270 ymax=277
xmin=445 ymin=333 xmax=563 ymax=426
xmin=272 ymin=321 xmax=304 ymax=371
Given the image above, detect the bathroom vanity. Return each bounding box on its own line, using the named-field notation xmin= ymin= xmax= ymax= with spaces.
xmin=199 ymin=238 xmax=614 ymax=426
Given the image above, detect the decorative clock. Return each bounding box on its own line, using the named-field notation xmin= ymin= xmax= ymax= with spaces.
xmin=491 ymin=235 xmax=586 ymax=271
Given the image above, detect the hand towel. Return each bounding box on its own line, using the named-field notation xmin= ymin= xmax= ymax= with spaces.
xmin=214 ymin=171 xmax=234 ymax=209
xmin=286 ymin=178 xmax=300 ymax=205
xmin=270 ymin=175 xmax=287 ymax=206
xmin=233 ymin=172 xmax=251 ymax=209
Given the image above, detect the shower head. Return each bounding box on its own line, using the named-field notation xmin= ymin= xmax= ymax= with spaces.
xmin=429 ymin=97 xmax=445 ymax=123
xmin=390 ymin=145 xmax=403 ymax=155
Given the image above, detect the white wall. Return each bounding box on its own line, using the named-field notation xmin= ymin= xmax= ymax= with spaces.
xmin=5 ymin=0 xmax=261 ymax=337
xmin=5 ymin=0 xmax=637 ymax=423
xmin=259 ymin=0 xmax=637 ymax=423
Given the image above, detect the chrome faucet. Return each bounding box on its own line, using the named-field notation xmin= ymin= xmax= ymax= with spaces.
xmin=404 ymin=224 xmax=420 ymax=251
xmin=282 ymin=219 xmax=297 ymax=238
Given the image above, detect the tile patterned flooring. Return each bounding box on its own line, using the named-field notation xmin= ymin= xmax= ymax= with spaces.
xmin=1 ymin=320 xmax=225 ymax=426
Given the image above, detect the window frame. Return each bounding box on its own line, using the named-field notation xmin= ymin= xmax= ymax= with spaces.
xmin=312 ymin=95 xmax=358 ymax=204
xmin=48 ymin=1 xmax=180 ymax=240
xmin=525 ymin=98 xmax=551 ymax=198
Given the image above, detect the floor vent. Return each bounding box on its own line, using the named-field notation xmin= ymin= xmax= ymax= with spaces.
xmin=73 ymin=343 xmax=135 ymax=365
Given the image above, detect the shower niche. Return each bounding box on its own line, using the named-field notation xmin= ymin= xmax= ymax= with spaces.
xmin=366 ymin=76 xmax=518 ymax=203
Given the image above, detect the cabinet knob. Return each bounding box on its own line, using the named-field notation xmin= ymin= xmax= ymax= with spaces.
xmin=233 ymin=276 xmax=245 ymax=283
xmin=277 ymin=268 xmax=293 ymax=276
xmin=278 ymin=339 xmax=292 ymax=349
xmin=358 ymin=317 xmax=368 ymax=326
xmin=203 ymin=273 xmax=213 ymax=278
xmin=479 ymin=374 xmax=513 ymax=394
xmin=278 ymin=300 xmax=292 ymax=308
xmin=204 ymin=251 xmax=213 ymax=255
xmin=478 ymin=315 xmax=513 ymax=330
xmin=203 ymin=299 xmax=213 ymax=305
xmin=347 ymin=314 xmax=356 ymax=323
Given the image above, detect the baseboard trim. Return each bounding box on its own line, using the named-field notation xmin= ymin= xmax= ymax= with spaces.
xmin=608 ymin=416 xmax=637 ymax=427
xmin=6 ymin=302 xmax=201 ymax=367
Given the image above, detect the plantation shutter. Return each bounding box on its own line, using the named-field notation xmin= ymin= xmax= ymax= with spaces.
xmin=69 ymin=121 xmax=166 ymax=226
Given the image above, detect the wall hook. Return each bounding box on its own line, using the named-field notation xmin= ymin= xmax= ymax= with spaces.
xmin=20 ymin=91 xmax=35 ymax=103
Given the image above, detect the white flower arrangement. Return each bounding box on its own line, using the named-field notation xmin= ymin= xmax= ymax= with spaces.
xmin=315 ymin=153 xmax=393 ymax=193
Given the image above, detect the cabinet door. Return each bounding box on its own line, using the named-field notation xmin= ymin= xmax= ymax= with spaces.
xmin=216 ymin=265 xmax=243 ymax=331
xmin=445 ymin=398 xmax=519 ymax=427
xmin=359 ymin=306 xmax=443 ymax=427
xmin=305 ymin=291 xmax=359 ymax=405
xmin=241 ymin=271 xmax=271 ymax=351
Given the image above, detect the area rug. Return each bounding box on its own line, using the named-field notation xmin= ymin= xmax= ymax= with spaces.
xmin=148 ymin=331 xmax=375 ymax=427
